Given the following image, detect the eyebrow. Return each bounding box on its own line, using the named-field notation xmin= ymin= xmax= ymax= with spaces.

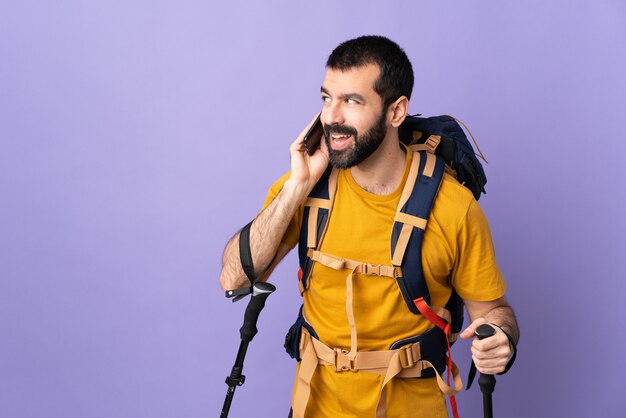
xmin=321 ymin=86 xmax=366 ymax=103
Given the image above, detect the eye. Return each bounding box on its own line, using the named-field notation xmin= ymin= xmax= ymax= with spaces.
xmin=321 ymin=95 xmax=331 ymax=103
xmin=346 ymin=98 xmax=360 ymax=105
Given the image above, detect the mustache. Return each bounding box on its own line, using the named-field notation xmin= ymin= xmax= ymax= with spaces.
xmin=324 ymin=124 xmax=358 ymax=139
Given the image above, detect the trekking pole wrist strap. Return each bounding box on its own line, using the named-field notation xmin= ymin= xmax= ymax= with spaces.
xmin=239 ymin=220 xmax=256 ymax=284
xmin=489 ymin=323 xmax=517 ymax=375
xmin=224 ymin=220 xmax=256 ymax=302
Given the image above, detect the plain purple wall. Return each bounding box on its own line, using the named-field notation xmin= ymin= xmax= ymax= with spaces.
xmin=1 ymin=1 xmax=625 ymax=417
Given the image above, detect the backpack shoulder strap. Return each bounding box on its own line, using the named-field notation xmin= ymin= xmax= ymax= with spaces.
xmin=391 ymin=151 xmax=446 ymax=314
xmin=297 ymin=165 xmax=338 ymax=293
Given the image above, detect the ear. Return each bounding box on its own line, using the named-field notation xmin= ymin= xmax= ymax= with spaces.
xmin=387 ymin=96 xmax=409 ymax=128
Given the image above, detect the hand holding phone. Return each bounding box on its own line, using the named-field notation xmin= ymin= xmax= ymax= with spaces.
xmin=303 ymin=114 xmax=323 ymax=156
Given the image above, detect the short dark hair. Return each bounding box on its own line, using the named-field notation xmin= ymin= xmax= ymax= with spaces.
xmin=326 ymin=35 xmax=414 ymax=110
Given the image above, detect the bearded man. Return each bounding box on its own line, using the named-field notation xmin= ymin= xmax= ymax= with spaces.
xmin=219 ymin=35 xmax=519 ymax=418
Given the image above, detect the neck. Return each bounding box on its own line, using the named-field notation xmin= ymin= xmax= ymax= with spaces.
xmin=350 ymin=131 xmax=406 ymax=195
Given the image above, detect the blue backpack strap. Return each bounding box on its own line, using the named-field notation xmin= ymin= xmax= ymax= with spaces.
xmin=445 ymin=288 xmax=464 ymax=335
xmin=391 ymin=151 xmax=446 ymax=314
xmin=297 ymin=165 xmax=337 ymax=293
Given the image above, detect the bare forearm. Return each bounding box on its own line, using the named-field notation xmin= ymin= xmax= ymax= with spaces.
xmin=219 ymin=179 xmax=308 ymax=290
xmin=483 ymin=305 xmax=520 ymax=345
xmin=464 ymin=297 xmax=520 ymax=345
xmin=461 ymin=297 xmax=520 ymax=373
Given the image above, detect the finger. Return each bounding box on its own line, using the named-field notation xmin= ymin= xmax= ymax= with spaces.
xmin=472 ymin=334 xmax=510 ymax=352
xmin=475 ymin=364 xmax=507 ymax=375
xmin=459 ymin=317 xmax=487 ymax=340
xmin=471 ymin=342 xmax=510 ymax=360
xmin=473 ymin=355 xmax=509 ymax=374
xmin=472 ymin=353 xmax=509 ymax=368
xmin=472 ymin=327 xmax=509 ymax=350
xmin=471 ymin=349 xmax=509 ymax=374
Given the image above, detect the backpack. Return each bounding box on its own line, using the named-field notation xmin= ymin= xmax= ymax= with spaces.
xmin=286 ymin=113 xmax=488 ymax=357
xmin=398 ymin=114 xmax=487 ymax=201
xmin=282 ymin=114 xmax=488 ymax=418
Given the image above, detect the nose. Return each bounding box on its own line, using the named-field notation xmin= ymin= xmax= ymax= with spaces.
xmin=322 ymin=100 xmax=344 ymax=127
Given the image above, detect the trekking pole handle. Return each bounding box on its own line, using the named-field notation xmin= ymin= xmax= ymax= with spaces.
xmin=240 ymin=282 xmax=276 ymax=343
xmin=475 ymin=324 xmax=497 ymax=394
xmin=475 ymin=323 xmax=496 ymax=340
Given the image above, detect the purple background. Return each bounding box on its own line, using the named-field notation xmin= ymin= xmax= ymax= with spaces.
xmin=1 ymin=1 xmax=625 ymax=417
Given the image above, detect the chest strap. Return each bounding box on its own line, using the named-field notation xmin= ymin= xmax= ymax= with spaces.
xmin=307 ymin=249 xmax=402 ymax=358
xmin=292 ymin=250 xmax=462 ymax=418
xmin=308 ymin=249 xmax=402 ymax=278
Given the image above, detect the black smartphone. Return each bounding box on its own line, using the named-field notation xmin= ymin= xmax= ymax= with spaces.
xmin=303 ymin=115 xmax=324 ymax=156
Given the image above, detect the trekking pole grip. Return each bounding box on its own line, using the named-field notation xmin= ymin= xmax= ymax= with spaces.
xmin=475 ymin=324 xmax=497 ymax=394
xmin=240 ymin=282 xmax=276 ymax=342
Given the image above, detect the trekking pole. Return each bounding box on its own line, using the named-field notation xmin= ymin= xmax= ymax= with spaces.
xmin=475 ymin=324 xmax=497 ymax=418
xmin=221 ymin=281 xmax=276 ymax=418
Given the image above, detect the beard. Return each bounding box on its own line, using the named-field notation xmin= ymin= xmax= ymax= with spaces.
xmin=323 ymin=111 xmax=387 ymax=169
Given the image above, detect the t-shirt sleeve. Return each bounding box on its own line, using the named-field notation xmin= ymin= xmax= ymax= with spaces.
xmin=451 ymin=199 xmax=507 ymax=301
xmin=261 ymin=171 xmax=302 ymax=250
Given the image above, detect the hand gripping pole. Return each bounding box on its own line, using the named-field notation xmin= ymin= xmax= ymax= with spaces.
xmin=475 ymin=324 xmax=496 ymax=418
xmin=221 ymin=281 xmax=276 ymax=418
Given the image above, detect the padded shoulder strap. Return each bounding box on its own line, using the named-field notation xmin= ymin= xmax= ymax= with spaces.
xmin=297 ymin=166 xmax=337 ymax=292
xmin=391 ymin=151 xmax=445 ymax=313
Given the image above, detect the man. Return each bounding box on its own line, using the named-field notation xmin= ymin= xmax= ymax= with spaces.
xmin=220 ymin=35 xmax=519 ymax=418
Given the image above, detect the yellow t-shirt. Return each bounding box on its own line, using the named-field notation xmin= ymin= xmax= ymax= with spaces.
xmin=263 ymin=150 xmax=506 ymax=417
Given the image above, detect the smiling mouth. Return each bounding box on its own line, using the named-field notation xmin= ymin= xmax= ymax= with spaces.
xmin=330 ymin=134 xmax=353 ymax=150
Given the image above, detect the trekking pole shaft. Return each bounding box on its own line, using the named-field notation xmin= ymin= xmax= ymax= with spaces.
xmin=481 ymin=391 xmax=493 ymax=418
xmin=478 ymin=372 xmax=494 ymax=418
xmin=221 ymin=340 xmax=250 ymax=417
xmin=221 ymin=386 xmax=236 ymax=418
xmin=475 ymin=324 xmax=497 ymax=418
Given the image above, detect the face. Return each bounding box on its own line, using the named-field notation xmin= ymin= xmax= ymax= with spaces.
xmin=320 ymin=64 xmax=388 ymax=169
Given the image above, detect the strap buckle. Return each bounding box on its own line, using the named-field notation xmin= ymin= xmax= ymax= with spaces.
xmin=398 ymin=344 xmax=419 ymax=369
xmin=364 ymin=264 xmax=382 ymax=276
xmin=398 ymin=345 xmax=414 ymax=368
xmin=335 ymin=349 xmax=356 ymax=372
xmin=393 ymin=267 xmax=402 ymax=279
xmin=423 ymin=134 xmax=441 ymax=153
